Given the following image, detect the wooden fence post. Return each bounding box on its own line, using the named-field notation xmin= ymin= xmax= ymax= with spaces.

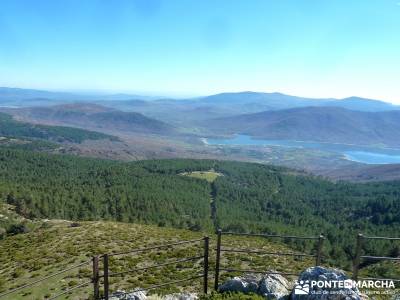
xmin=203 ymin=236 xmax=209 ymax=294
xmin=214 ymin=229 xmax=222 ymax=291
xmin=92 ymin=256 xmax=99 ymax=300
xmin=103 ymin=254 xmax=109 ymax=300
xmin=353 ymin=233 xmax=363 ymax=281
xmin=316 ymin=234 xmax=324 ymax=266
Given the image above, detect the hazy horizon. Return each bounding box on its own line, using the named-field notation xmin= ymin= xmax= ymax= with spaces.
xmin=1 ymin=0 xmax=399 ymax=103
xmin=2 ymin=85 xmax=400 ymax=105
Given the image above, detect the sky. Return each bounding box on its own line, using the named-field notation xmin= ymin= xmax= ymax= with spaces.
xmin=1 ymin=0 xmax=399 ymax=103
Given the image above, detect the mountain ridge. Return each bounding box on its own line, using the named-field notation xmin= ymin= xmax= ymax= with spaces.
xmin=195 ymin=92 xmax=399 ymax=112
xmin=204 ymin=106 xmax=400 ymax=147
xmin=1 ymin=87 xmax=398 ymax=112
xmin=2 ymin=103 xmax=175 ymax=135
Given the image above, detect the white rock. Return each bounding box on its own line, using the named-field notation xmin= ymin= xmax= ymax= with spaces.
xmin=109 ymin=289 xmax=147 ymax=300
xmin=163 ymin=293 xmax=198 ymax=300
xmin=126 ymin=289 xmax=147 ymax=300
xmin=219 ymin=273 xmax=261 ymax=294
xmin=259 ymin=273 xmax=293 ymax=300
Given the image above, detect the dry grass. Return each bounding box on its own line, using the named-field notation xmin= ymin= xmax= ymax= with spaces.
xmin=0 ymin=221 xmax=316 ymax=300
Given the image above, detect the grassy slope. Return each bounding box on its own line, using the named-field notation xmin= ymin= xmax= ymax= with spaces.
xmin=0 ymin=220 xmax=313 ymax=300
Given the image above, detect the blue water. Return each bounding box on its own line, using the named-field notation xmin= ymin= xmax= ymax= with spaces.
xmin=344 ymin=151 xmax=400 ymax=164
xmin=206 ymin=135 xmax=400 ymax=165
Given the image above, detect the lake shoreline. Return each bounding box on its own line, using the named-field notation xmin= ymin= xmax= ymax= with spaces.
xmin=204 ymin=135 xmax=400 ymax=165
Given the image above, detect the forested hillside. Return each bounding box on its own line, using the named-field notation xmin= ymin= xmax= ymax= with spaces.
xmin=1 ymin=149 xmax=400 ymax=269
xmin=0 ymin=150 xmax=213 ymax=232
xmin=0 ymin=112 xmax=117 ymax=143
xmin=4 ymin=104 xmax=175 ymax=135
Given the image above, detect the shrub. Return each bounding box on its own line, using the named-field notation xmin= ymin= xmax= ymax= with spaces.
xmin=7 ymin=223 xmax=29 ymax=235
xmin=0 ymin=227 xmax=6 ymax=239
xmin=68 ymin=280 xmax=78 ymax=287
xmin=40 ymin=222 xmax=52 ymax=229
xmin=12 ymin=267 xmax=25 ymax=278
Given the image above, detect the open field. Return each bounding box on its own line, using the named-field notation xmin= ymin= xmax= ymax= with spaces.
xmin=180 ymin=171 xmax=223 ymax=183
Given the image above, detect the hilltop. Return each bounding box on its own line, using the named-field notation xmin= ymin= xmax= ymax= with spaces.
xmin=0 ymin=112 xmax=117 ymax=144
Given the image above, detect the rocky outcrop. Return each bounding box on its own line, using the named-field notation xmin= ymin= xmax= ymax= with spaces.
xmin=219 ymin=272 xmax=292 ymax=299
xmin=109 ymin=289 xmax=147 ymax=300
xmin=218 ymin=267 xmax=369 ymax=300
xmin=110 ymin=267 xmax=371 ymax=300
xmin=109 ymin=290 xmax=198 ymax=300
xmin=259 ymin=273 xmax=294 ymax=299
xmin=219 ymin=273 xmax=261 ymax=294
xmin=163 ymin=293 xmax=198 ymax=300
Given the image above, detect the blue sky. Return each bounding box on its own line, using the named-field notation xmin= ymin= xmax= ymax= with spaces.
xmin=1 ymin=0 xmax=399 ymax=103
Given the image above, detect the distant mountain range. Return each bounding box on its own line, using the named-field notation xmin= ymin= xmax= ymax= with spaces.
xmin=95 ymin=92 xmax=400 ymax=126
xmin=1 ymin=87 xmax=400 ymax=182
xmin=2 ymin=87 xmax=400 ymax=148
xmin=196 ymin=92 xmax=399 ymax=112
xmin=205 ymin=106 xmax=400 ymax=147
xmin=1 ymin=87 xmax=398 ymax=113
xmin=0 ymin=87 xmax=159 ymax=107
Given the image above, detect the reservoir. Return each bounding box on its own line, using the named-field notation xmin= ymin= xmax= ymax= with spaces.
xmin=206 ymin=134 xmax=400 ymax=165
